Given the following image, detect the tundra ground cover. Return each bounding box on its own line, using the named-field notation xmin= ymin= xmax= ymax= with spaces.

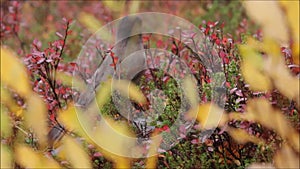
xmin=1 ymin=1 xmax=299 ymax=168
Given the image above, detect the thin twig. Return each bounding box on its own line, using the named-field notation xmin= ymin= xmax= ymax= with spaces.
xmin=15 ymin=125 xmax=29 ymax=136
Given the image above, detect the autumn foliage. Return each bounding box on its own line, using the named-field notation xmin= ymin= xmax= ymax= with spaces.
xmin=1 ymin=1 xmax=299 ymax=169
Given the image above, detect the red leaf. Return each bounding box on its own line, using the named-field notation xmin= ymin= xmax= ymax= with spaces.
xmin=225 ymin=82 xmax=231 ymax=88
xmin=46 ymin=59 xmax=54 ymax=63
xmin=291 ymin=67 xmax=300 ymax=74
xmin=93 ymin=152 xmax=102 ymax=157
xmin=62 ymin=17 xmax=68 ymax=23
xmin=211 ymin=33 xmax=217 ymax=40
xmin=69 ymin=62 xmax=77 ymax=68
xmin=222 ymin=37 xmax=228 ymax=45
xmin=207 ymin=21 xmax=214 ymax=28
xmin=37 ymin=57 xmax=45 ymax=64
xmin=142 ymin=34 xmax=151 ymax=43
xmin=156 ymin=40 xmax=164 ymax=48
xmin=171 ymin=44 xmax=177 ymax=54
xmin=204 ymin=27 xmax=210 ymax=35
xmin=161 ymin=125 xmax=170 ymax=132
xmin=191 ymin=139 xmax=199 ymax=144
xmin=235 ymin=90 xmax=243 ymax=97
xmin=110 ymin=63 xmax=116 ymax=67
xmin=113 ymin=57 xmax=118 ymax=63
xmin=49 ymin=113 xmax=56 ymax=122
xmin=162 ymin=76 xmax=170 ymax=83
xmin=219 ymin=51 xmax=229 ymax=64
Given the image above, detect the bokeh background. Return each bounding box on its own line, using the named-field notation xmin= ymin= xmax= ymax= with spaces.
xmin=1 ymin=1 xmax=299 ymax=169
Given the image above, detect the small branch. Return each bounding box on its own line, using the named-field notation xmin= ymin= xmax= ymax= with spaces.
xmin=50 ymin=20 xmax=70 ymax=109
xmin=15 ymin=125 xmax=29 ymax=136
xmin=184 ymin=42 xmax=203 ymax=63
xmin=53 ymin=21 xmax=70 ymax=89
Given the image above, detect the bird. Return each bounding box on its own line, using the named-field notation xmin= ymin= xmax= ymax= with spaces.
xmin=76 ymin=15 xmax=146 ymax=108
xmin=47 ymin=16 xmax=147 ymax=150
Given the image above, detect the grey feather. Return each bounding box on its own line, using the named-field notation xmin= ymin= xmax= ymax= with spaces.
xmin=76 ymin=16 xmax=146 ymax=108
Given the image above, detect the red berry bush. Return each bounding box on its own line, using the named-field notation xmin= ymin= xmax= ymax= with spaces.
xmin=1 ymin=1 xmax=299 ymax=168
